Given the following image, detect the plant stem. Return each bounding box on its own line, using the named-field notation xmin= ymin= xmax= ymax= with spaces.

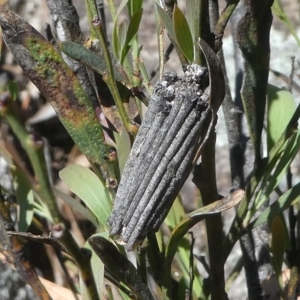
xmin=214 ymin=0 xmax=240 ymax=50
xmin=195 ymin=131 xmax=228 ymax=300
xmin=86 ymin=0 xmax=136 ymax=135
xmin=194 ymin=0 xmax=209 ymax=64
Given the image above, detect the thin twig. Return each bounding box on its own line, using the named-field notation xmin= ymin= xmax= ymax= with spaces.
xmin=187 ymin=232 xmax=195 ymax=300
xmin=150 ymin=43 xmax=174 ymax=80
xmin=288 ymin=56 xmax=295 ymax=93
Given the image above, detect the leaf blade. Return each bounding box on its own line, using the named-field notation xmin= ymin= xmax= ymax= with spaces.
xmin=120 ymin=8 xmax=143 ymax=64
xmin=250 ymin=182 xmax=300 ymax=229
xmin=59 ymin=165 xmax=112 ymax=229
xmin=156 ymin=4 xmax=177 ymax=43
xmin=11 ymin=166 xmax=34 ymax=232
xmin=53 ymin=187 xmax=99 ymax=228
xmin=267 ymin=84 xmax=295 ymax=151
xmin=173 ymin=5 xmax=194 ymax=62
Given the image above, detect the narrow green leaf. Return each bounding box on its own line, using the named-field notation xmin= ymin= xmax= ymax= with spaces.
xmin=59 ymin=165 xmax=112 ymax=229
xmin=113 ymin=0 xmax=129 ymax=58
xmin=267 ymin=84 xmax=295 ymax=151
xmin=186 ymin=0 xmax=196 ymax=42
xmin=177 ymin=277 xmax=189 ymax=299
xmin=173 ymin=5 xmax=194 ymax=62
xmin=225 ymin=103 xmax=300 ymax=258
xmin=32 ymin=200 xmax=53 ymax=223
xmin=120 ymin=8 xmax=143 ymax=64
xmin=118 ymin=21 xmax=128 ymax=48
xmin=114 ymin=129 xmax=131 ymax=174
xmin=127 ymin=8 xmax=143 ymax=36
xmin=156 ymin=4 xmax=177 ymax=43
xmin=53 ymin=187 xmax=99 ymax=228
xmin=271 ymin=215 xmax=286 ymax=275
xmin=61 ymin=42 xmax=137 ymax=134
xmin=164 ymin=190 xmax=244 ymax=276
xmin=80 ymin=232 xmax=108 ymax=299
xmin=119 ymin=290 xmax=132 ymax=300
xmin=11 ymin=167 xmax=34 ymax=232
xmin=272 ymin=0 xmax=300 ymax=47
xmin=60 ymin=41 xmax=129 ymax=85
xmin=272 ymin=0 xmax=285 ymax=20
xmin=267 ymin=129 xmax=300 ymax=186
xmin=33 ymin=209 xmax=52 ymax=222
xmin=164 ymin=195 xmax=185 ymax=230
xmin=250 ymin=182 xmax=300 ymax=229
xmin=176 ymin=237 xmax=203 ymax=297
xmin=8 ymin=81 xmax=18 ymax=101
xmin=128 ymin=0 xmax=143 ymax=16
xmin=113 ymin=20 xmax=121 ymax=59
xmin=116 ymin=0 xmax=129 ymax=19
xmin=253 ymin=130 xmax=300 ymax=211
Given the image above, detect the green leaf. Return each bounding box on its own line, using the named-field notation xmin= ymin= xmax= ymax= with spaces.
xmin=272 ymin=0 xmax=300 ymax=47
xmin=272 ymin=0 xmax=285 ymax=20
xmin=252 ymin=130 xmax=300 ymax=211
xmin=164 ymin=195 xmax=185 ymax=230
xmin=113 ymin=0 xmax=129 ymax=58
xmin=32 ymin=199 xmax=53 ymax=223
xmin=125 ymin=8 xmax=143 ymax=44
xmin=116 ymin=0 xmax=129 ymax=19
xmin=250 ymin=181 xmax=300 ymax=229
xmin=128 ymin=0 xmax=143 ymax=16
xmin=115 ymin=21 xmax=128 ymax=63
xmin=169 ymin=228 xmax=203 ymax=298
xmin=118 ymin=21 xmax=128 ymax=48
xmin=114 ymin=129 xmax=131 ymax=174
xmin=120 ymin=8 xmax=143 ymax=64
xmin=119 ymin=290 xmax=132 ymax=300
xmin=8 ymin=81 xmax=18 ymax=101
xmin=271 ymin=215 xmax=286 ymax=275
xmin=267 ymin=84 xmax=295 ymax=151
xmin=88 ymin=235 xmax=154 ymax=300
xmin=60 ymin=41 xmax=129 ymax=85
xmin=156 ymin=4 xmax=177 ymax=43
xmin=53 ymin=187 xmax=99 ymax=228
xmin=176 ymin=237 xmax=203 ymax=297
xmin=164 ymin=190 xmax=244 ymax=277
xmin=11 ymin=167 xmax=34 ymax=232
xmin=80 ymin=232 xmax=108 ymax=299
xmin=113 ymin=21 xmax=121 ymax=59
xmin=173 ymin=5 xmax=194 ymax=62
xmin=185 ymin=0 xmax=196 ymax=42
xmin=59 ymin=165 xmax=112 ymax=229
xmin=266 ymin=130 xmax=300 ymax=189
